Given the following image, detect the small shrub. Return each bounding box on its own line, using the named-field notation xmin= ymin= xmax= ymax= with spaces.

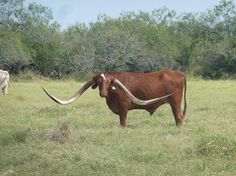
xmin=197 ymin=134 xmax=236 ymax=159
xmin=0 ymin=129 xmax=30 ymax=145
xmin=0 ymin=133 xmax=14 ymax=146
xmin=48 ymin=121 xmax=70 ymax=144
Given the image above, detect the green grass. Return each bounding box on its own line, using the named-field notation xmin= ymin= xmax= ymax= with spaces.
xmin=0 ymin=80 xmax=236 ymax=176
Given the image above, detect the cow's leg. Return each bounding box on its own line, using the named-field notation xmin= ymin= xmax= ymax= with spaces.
xmin=170 ymin=102 xmax=183 ymax=126
xmin=3 ymin=84 xmax=8 ymax=95
xmin=2 ymin=86 xmax=7 ymax=95
xmin=119 ymin=109 xmax=128 ymax=127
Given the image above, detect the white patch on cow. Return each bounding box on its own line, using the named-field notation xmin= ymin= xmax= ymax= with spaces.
xmin=101 ymin=73 xmax=106 ymax=80
xmin=112 ymin=86 xmax=116 ymax=90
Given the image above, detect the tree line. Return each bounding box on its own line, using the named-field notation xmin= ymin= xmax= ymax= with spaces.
xmin=1 ymin=0 xmax=236 ymax=79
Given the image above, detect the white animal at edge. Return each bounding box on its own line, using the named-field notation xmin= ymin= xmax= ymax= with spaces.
xmin=0 ymin=69 xmax=10 ymax=95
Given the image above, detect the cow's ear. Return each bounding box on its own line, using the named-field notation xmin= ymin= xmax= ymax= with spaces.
xmin=92 ymin=83 xmax=98 ymax=89
xmin=92 ymin=75 xmax=98 ymax=89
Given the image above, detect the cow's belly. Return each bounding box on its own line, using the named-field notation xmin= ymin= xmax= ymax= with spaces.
xmin=131 ymin=101 xmax=167 ymax=114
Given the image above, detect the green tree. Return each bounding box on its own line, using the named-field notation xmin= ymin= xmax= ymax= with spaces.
xmin=0 ymin=31 xmax=31 ymax=73
xmin=60 ymin=24 xmax=95 ymax=74
xmin=0 ymin=0 xmax=24 ymax=30
xmin=19 ymin=3 xmax=61 ymax=77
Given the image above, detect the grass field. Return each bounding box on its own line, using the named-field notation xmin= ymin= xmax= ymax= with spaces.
xmin=0 ymin=79 xmax=236 ymax=176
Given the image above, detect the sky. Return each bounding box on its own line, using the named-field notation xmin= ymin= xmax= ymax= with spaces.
xmin=24 ymin=0 xmax=235 ymax=29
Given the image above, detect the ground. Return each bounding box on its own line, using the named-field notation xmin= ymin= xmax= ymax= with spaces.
xmin=0 ymin=79 xmax=236 ymax=176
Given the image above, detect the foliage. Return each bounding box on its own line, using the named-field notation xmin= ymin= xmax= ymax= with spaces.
xmin=0 ymin=31 xmax=31 ymax=73
xmin=1 ymin=0 xmax=236 ymax=79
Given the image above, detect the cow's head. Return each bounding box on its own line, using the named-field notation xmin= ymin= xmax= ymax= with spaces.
xmin=92 ymin=73 xmax=114 ymax=97
xmin=42 ymin=73 xmax=172 ymax=105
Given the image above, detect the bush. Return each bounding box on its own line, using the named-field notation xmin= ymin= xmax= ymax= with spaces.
xmin=0 ymin=31 xmax=32 ymax=73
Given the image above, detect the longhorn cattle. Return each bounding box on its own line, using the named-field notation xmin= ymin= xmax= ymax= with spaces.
xmin=0 ymin=69 xmax=10 ymax=95
xmin=42 ymin=70 xmax=187 ymax=127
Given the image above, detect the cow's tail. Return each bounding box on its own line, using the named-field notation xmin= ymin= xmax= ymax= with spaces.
xmin=182 ymin=77 xmax=187 ymax=118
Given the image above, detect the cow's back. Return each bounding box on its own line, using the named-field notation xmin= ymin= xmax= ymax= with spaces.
xmin=109 ymin=70 xmax=185 ymax=100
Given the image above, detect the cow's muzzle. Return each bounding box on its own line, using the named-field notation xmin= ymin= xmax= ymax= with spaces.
xmin=100 ymin=91 xmax=108 ymax=97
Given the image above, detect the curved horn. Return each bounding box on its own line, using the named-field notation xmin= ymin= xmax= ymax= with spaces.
xmin=42 ymin=80 xmax=95 ymax=105
xmin=114 ymin=79 xmax=172 ymax=106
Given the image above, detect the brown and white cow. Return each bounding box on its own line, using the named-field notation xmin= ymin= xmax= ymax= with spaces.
xmin=0 ymin=69 xmax=10 ymax=95
xmin=42 ymin=70 xmax=187 ymax=127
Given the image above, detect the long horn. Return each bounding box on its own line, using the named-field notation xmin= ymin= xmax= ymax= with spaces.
xmin=42 ymin=80 xmax=95 ymax=105
xmin=114 ymin=79 xmax=172 ymax=106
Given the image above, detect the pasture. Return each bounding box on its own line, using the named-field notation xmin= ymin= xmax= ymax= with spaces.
xmin=0 ymin=79 xmax=236 ymax=176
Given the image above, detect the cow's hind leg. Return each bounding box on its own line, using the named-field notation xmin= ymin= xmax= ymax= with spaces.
xmin=170 ymin=102 xmax=183 ymax=126
xmin=4 ymin=85 xmax=8 ymax=95
xmin=2 ymin=85 xmax=8 ymax=95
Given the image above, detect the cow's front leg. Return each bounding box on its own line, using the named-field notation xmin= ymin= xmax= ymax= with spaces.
xmin=119 ymin=109 xmax=128 ymax=127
